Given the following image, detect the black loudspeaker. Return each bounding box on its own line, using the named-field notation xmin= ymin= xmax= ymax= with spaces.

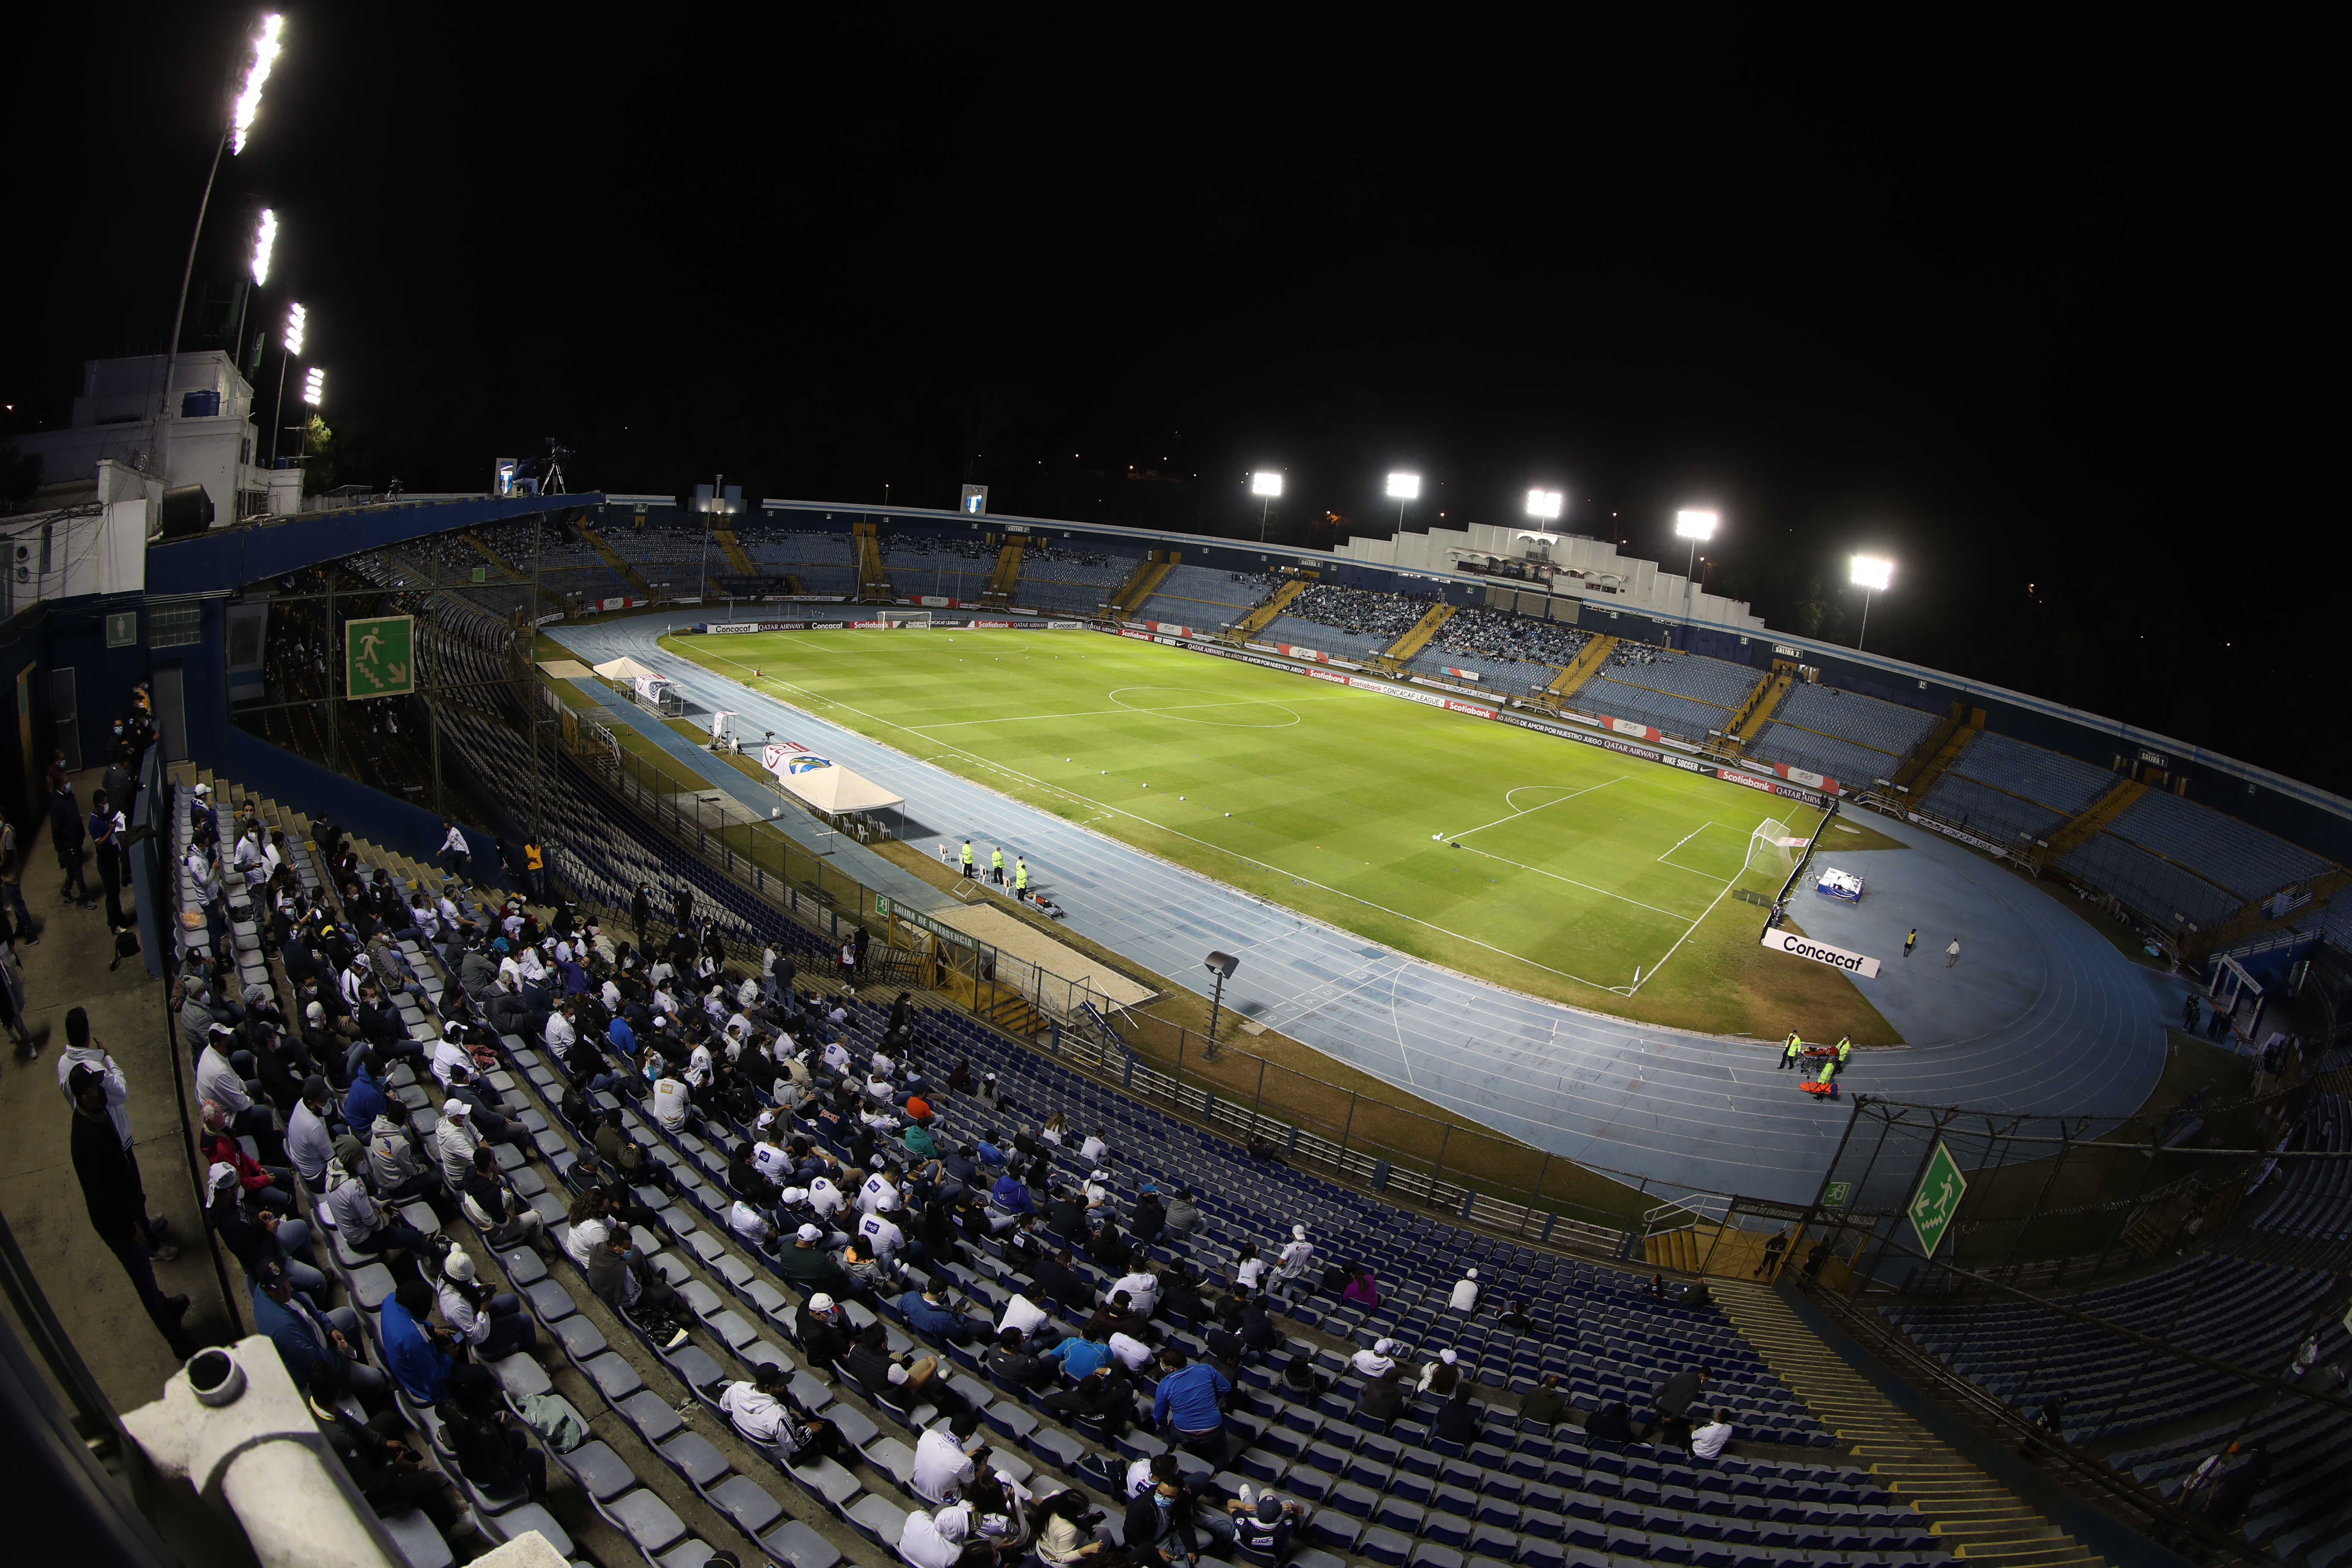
xmin=156 ymin=484 xmax=215 ymax=539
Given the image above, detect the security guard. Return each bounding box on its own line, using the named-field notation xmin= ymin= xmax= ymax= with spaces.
xmin=523 ymin=838 xmax=545 ymax=899
xmin=1781 ymin=1033 xmax=1804 ymax=1070
xmin=960 ymin=839 xmax=975 ymax=877
xmin=989 ymin=846 xmax=1005 ymax=885
xmin=1014 ymin=856 xmax=1029 ymax=895
xmin=1833 ymin=1037 xmax=1853 ymax=1075
xmin=1816 ymin=1057 xmax=1839 ymax=1096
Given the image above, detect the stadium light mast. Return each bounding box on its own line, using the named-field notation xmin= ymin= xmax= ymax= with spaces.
xmin=159 ymin=13 xmax=285 ymax=433
xmin=268 ymin=300 xmax=304 ymax=465
xmin=1387 ymin=471 xmax=1420 ymax=532
xmin=1251 ymin=471 xmax=1283 ymax=542
xmin=294 ymin=363 xmax=323 ymax=463
xmin=234 ymin=206 xmax=276 ymax=371
xmin=1850 ymin=554 xmax=1893 ymax=650
xmin=1674 ymin=509 xmax=1718 ymax=650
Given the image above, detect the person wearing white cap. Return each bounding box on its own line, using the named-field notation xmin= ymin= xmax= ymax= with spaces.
xmin=1082 ymin=1170 xmax=1115 ymax=1211
xmin=1270 ymin=1225 xmax=1316 ymax=1311
xmin=436 ymin=1246 xmax=538 ymax=1359
xmin=899 ymin=1499 xmax=974 ymax=1568
xmin=434 ymin=1098 xmax=484 ymax=1188
xmin=1419 ymin=1347 xmax=1463 ymax=1395
xmin=1349 ymin=1338 xmax=1400 ymax=1379
xmin=1449 ymin=1267 xmax=1481 ymax=1314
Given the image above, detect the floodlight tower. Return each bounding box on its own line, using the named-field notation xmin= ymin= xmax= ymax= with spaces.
xmin=1674 ymin=509 xmax=1718 ymax=649
xmin=234 ymin=207 xmax=275 ymax=370
xmin=268 ymin=301 xmax=304 ymax=465
xmin=1387 ymin=471 xmax=1420 ymax=531
xmin=293 ymin=363 xmax=323 ymax=462
xmin=159 ymin=13 xmax=285 ymax=429
xmin=1850 ymin=555 xmax=1893 ymax=650
xmin=1252 ymin=472 xmax=1283 ymax=541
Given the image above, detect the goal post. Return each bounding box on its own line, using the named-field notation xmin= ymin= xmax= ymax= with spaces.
xmin=1744 ymin=817 xmax=1795 ymax=882
xmin=883 ymin=610 xmax=931 ymax=629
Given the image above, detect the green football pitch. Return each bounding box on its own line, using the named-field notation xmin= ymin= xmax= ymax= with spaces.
xmin=665 ymin=628 xmax=1891 ymax=1038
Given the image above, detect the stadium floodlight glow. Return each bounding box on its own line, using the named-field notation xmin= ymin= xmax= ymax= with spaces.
xmin=1386 ymin=472 xmax=1421 ymax=500
xmin=282 ymin=300 xmax=306 ymax=354
xmin=1675 ymin=508 xmax=1718 ymax=541
xmin=301 ymin=366 xmax=325 ymax=406
xmin=230 ymin=14 xmax=285 ymax=155
xmin=1250 ymin=471 xmax=1283 ymax=541
xmin=1525 ymin=489 xmax=1564 ymax=521
xmin=1850 ymin=554 xmax=1893 ymax=649
xmin=1670 ymin=509 xmax=1720 ymax=649
xmin=249 ymin=208 xmax=277 ymax=285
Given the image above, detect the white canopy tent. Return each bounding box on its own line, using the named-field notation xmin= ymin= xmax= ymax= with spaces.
xmin=591 ymin=655 xmax=662 ymax=682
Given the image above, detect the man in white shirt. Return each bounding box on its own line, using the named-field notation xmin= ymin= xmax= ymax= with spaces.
xmin=650 ymin=1071 xmax=694 ymax=1133
xmin=1689 ymin=1409 xmax=1734 ymax=1460
xmin=858 ymin=1209 xmax=907 ymax=1263
xmin=1270 ymin=1225 xmax=1316 ymax=1309
xmin=285 ymin=1076 xmax=338 ymax=1188
xmin=859 ymin=1167 xmax=901 ymax=1216
xmin=1448 ymin=1268 xmax=1481 ymax=1314
xmin=1349 ymin=1339 xmax=1399 ymax=1379
xmin=1107 ymin=1330 xmax=1154 ymax=1371
xmin=195 ymin=1026 xmax=283 ymax=1163
xmin=998 ymin=1293 xmax=1051 ymax=1341
xmin=732 ymin=1199 xmax=781 ymax=1255
xmin=430 ymin=1030 xmax=475 ymax=1090
xmin=899 ymin=1502 xmax=973 ymax=1568
xmin=434 ymin=1100 xmax=483 ymax=1188
xmin=870 ymin=1048 xmax=897 ymax=1080
xmin=822 ymin=1038 xmax=852 ymax=1077
xmin=911 ymin=1411 xmax=985 ymax=1503
xmin=1112 ymin=1267 xmax=1161 ymax=1318
xmin=752 ymin=1140 xmax=793 ymax=1186
xmin=808 ymin=1173 xmax=849 ymax=1223
xmin=544 ymin=1001 xmax=577 ymax=1054
xmin=1079 ymin=1131 xmax=1110 ymax=1164
xmin=687 ymin=1041 xmax=715 ymax=1090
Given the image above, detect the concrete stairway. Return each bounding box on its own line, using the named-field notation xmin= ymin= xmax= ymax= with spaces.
xmin=2036 ymin=778 xmax=2148 ymax=864
xmin=1894 ymin=704 xmax=1984 ymax=797
xmin=1712 ymin=1281 xmax=2108 ymax=1568
xmin=979 ymin=538 xmax=1026 ymax=609
xmin=852 ymin=521 xmax=893 ymax=602
xmin=1544 ymin=633 xmax=1617 ymax=702
xmin=1107 ymin=554 xmax=1175 ymax=619
xmin=463 ymin=532 xmax=526 ymax=580
xmin=1231 ymin=578 xmax=1306 ymax=639
xmin=1731 ymin=665 xmax=1797 ymax=745
xmin=573 ymin=518 xmax=657 ymax=598
xmin=1381 ymin=602 xmax=1457 ymax=663
xmin=710 ymin=526 xmax=759 ymax=578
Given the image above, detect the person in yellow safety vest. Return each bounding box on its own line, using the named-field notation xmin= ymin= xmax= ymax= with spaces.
xmin=1832 ymin=1037 xmax=1853 ymax=1075
xmin=523 ymin=839 xmax=545 ymax=899
xmin=960 ymin=839 xmax=974 ymax=876
xmin=1780 ymin=1033 xmax=1804 ymax=1070
xmin=1014 ymin=857 xmax=1029 ymax=894
xmin=1816 ymin=1057 xmax=1838 ymax=1093
xmin=990 ymin=846 xmax=1005 ymax=885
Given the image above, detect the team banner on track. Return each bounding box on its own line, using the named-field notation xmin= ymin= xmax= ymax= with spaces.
xmin=1759 ymin=929 xmax=1883 ymax=980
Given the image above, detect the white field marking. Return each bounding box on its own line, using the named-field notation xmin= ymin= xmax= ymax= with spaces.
xmin=903 ymin=691 xmax=1324 ymax=730
xmin=1446 ymin=776 xmax=1631 ymax=842
xmin=684 ymin=641 xmax=1651 ymax=994
xmin=1655 ymin=821 xmax=1742 ymax=880
xmin=1627 ymin=816 xmax=1779 ymax=995
xmin=1450 ymin=842 xmax=1708 ymax=924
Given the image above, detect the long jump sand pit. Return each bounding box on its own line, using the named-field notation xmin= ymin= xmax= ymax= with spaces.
xmin=937 ymin=901 xmax=1158 ymax=1009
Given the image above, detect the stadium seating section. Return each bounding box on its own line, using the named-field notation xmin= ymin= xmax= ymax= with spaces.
xmin=1136 ymin=565 xmax=1277 ymax=629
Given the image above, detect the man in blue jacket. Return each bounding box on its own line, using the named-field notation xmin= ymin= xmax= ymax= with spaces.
xmin=899 ymin=1278 xmax=990 ymax=1346
xmin=380 ymin=1279 xmax=458 ymax=1404
xmin=1152 ymin=1348 xmax=1232 ymax=1464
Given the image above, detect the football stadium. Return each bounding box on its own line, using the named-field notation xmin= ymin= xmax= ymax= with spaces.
xmin=3 ymin=15 xmax=2342 ymax=1568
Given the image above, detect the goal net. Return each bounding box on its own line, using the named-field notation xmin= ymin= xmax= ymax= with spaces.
xmin=1744 ymin=818 xmax=1796 ymax=882
xmin=883 ymin=611 xmax=931 ymax=629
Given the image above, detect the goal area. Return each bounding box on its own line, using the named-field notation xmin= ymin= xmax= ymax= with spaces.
xmin=1745 ymin=817 xmax=1796 ymax=880
xmin=882 ymin=611 xmax=931 ymax=629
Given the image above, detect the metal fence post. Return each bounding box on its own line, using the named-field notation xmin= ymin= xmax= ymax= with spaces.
xmin=1431 ymin=1126 xmax=1452 ymax=1197
xmin=1251 ymin=1058 xmax=1266 ymax=1136
xmin=1525 ymin=1153 xmax=1553 ymax=1239
xmin=1338 ymin=1093 xmax=1357 ymax=1170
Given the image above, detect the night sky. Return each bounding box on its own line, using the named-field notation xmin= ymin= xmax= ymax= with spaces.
xmin=10 ymin=9 xmax=2339 ymax=790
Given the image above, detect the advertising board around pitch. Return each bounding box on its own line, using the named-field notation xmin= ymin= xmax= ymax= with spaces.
xmin=344 ymin=614 xmax=415 ymax=698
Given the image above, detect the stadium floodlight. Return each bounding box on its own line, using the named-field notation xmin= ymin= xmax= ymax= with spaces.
xmin=1204 ymin=950 xmax=1241 ymax=1055
xmin=301 ymin=366 xmax=325 ymax=406
xmin=1386 ymin=471 xmax=1420 ymax=531
xmin=1251 ymin=471 xmax=1283 ymax=541
xmin=160 ymin=13 xmax=291 ymax=428
xmin=1850 ymin=554 xmax=1893 ymax=649
xmin=267 ymin=301 xmax=306 ymax=466
xmin=230 ymin=14 xmax=285 ymax=156
xmin=249 ymin=207 xmax=276 ymax=285
xmin=1525 ymin=489 xmax=1564 ymax=521
xmin=1673 ymin=508 xmax=1720 ymax=649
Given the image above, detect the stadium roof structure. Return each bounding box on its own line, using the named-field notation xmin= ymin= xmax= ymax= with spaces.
xmin=148 ymin=490 xmax=605 ymax=592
